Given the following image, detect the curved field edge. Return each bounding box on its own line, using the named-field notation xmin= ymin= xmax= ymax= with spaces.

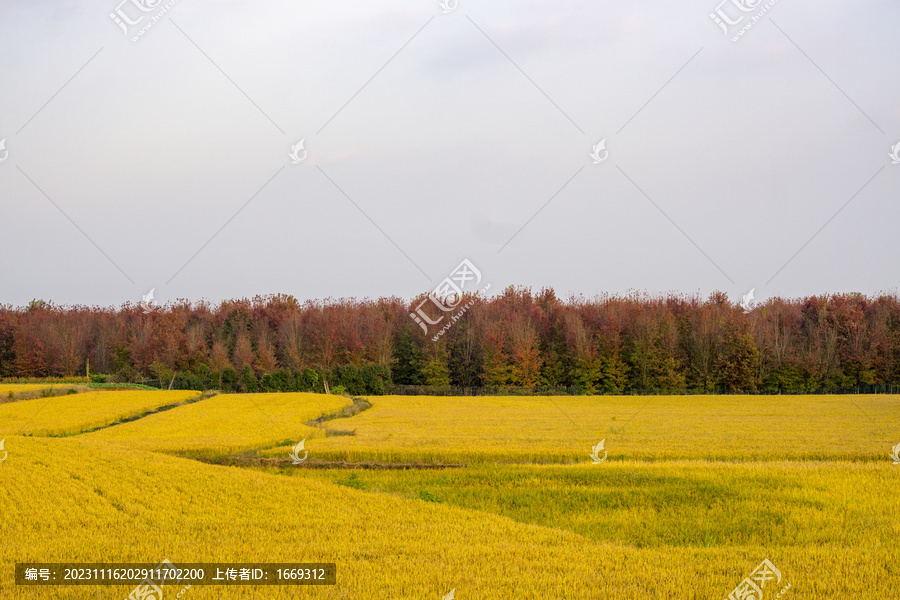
xmin=0 ymin=390 xmax=203 ymax=437
xmin=69 ymin=390 xmax=218 ymax=436
xmin=0 ymin=437 xmax=894 ymax=599
xmin=0 ymin=384 xmax=93 ymax=405
xmin=0 ymin=384 xmax=80 ymax=394
xmin=80 ymin=393 xmax=356 ymax=458
xmin=275 ymin=461 xmax=899 ymax=550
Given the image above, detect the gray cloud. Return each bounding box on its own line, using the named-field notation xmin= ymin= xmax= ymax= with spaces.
xmin=0 ymin=0 xmax=898 ymax=308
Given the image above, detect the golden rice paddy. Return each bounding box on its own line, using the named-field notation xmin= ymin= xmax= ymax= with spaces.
xmin=0 ymin=390 xmax=201 ymax=437
xmin=0 ymin=384 xmax=63 ymax=394
xmin=1 ymin=391 xmax=897 ymax=598
xmin=83 ymin=393 xmax=351 ymax=457
xmin=260 ymin=394 xmax=900 ymax=463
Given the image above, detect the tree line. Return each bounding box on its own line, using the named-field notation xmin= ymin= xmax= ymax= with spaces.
xmin=1 ymin=288 xmax=898 ymax=394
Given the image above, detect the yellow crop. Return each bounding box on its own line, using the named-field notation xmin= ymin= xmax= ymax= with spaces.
xmin=0 ymin=384 xmax=64 ymax=393
xmin=0 ymin=390 xmax=200 ymax=437
xmin=1 ymin=393 xmax=896 ymax=598
xmin=293 ymin=460 xmax=899 ymax=549
xmin=84 ymin=393 xmax=351 ymax=457
xmin=1 ymin=436 xmax=896 ymax=599
xmin=260 ymin=394 xmax=899 ymax=464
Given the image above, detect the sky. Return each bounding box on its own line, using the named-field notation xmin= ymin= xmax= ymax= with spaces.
xmin=0 ymin=0 xmax=898 ymax=309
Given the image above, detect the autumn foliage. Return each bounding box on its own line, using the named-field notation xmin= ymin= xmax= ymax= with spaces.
xmin=2 ymin=288 xmax=899 ymax=394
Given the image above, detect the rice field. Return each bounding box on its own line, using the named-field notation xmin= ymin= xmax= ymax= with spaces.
xmin=3 ymin=435 xmax=896 ymax=599
xmin=0 ymin=390 xmax=200 ymax=436
xmin=290 ymin=461 xmax=898 ymax=549
xmin=259 ymin=394 xmax=900 ymax=463
xmin=83 ymin=393 xmax=352 ymax=457
xmin=2 ymin=391 xmax=898 ymax=598
xmin=0 ymin=384 xmax=63 ymax=394
xmin=0 ymin=383 xmax=94 ymax=405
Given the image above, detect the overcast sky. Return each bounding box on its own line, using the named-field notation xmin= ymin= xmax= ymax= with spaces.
xmin=0 ymin=0 xmax=898 ymax=308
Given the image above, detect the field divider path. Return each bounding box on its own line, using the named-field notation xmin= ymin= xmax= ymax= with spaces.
xmin=184 ymin=396 xmax=377 ymax=463
xmin=305 ymin=396 xmax=373 ymax=431
xmin=196 ymin=456 xmax=465 ymax=469
xmin=0 ymin=385 xmax=93 ymax=405
xmin=62 ymin=390 xmax=217 ymax=437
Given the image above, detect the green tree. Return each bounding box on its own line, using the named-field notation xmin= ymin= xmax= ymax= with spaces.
xmin=599 ymin=348 xmax=630 ymax=394
xmin=240 ymin=365 xmax=258 ymax=393
xmin=715 ymin=321 xmax=759 ymax=392
xmin=392 ymin=327 xmax=425 ymax=385
xmin=448 ymin=321 xmax=483 ymax=388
